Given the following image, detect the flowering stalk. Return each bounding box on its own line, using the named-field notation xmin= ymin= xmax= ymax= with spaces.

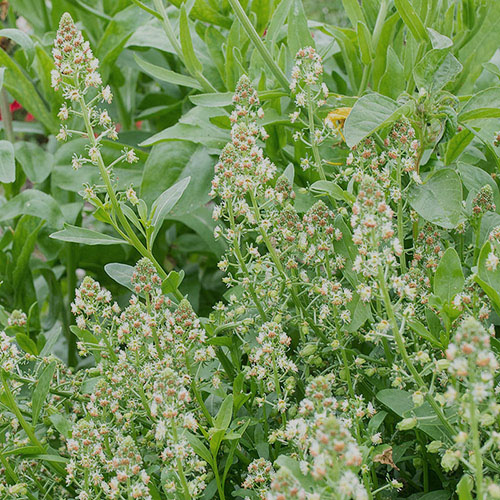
xmin=52 ymin=13 xmax=182 ymax=299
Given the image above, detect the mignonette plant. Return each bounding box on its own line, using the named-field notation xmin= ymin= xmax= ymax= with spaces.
xmin=2 ymin=1 xmax=500 ymax=500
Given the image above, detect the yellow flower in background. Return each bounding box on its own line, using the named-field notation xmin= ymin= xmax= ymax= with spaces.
xmin=325 ymin=107 xmax=352 ymax=142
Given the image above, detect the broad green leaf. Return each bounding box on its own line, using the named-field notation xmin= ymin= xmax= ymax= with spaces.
xmin=427 ymin=28 xmax=452 ymax=49
xmin=476 ymin=241 xmax=500 ymax=315
xmin=32 ymin=362 xmax=56 ymax=426
xmin=394 ymin=0 xmax=429 ymax=43
xmin=134 ymin=54 xmax=202 ymax=90
xmin=480 ymin=212 xmax=500 ymax=247
xmin=70 ymin=326 xmax=101 ymax=362
xmin=378 ymin=46 xmax=405 ymax=100
xmin=287 ymin=0 xmax=314 ymax=57
xmin=413 ymin=50 xmax=462 ymax=92
xmin=408 ymin=320 xmax=443 ymax=349
xmin=444 ymin=129 xmax=473 ymax=165
xmin=104 ymin=263 xmax=135 ymax=291
xmin=49 ymin=414 xmax=72 ymax=439
xmin=356 ymin=21 xmax=373 ymax=64
xmin=15 ymin=142 xmax=53 ymax=184
xmin=458 ymin=162 xmax=500 ymax=207
xmin=341 ymin=0 xmax=366 ymax=27
xmin=150 ymin=177 xmax=191 ymax=245
xmin=185 ymin=431 xmax=214 ymax=465
xmin=161 ymin=270 xmax=185 ymax=295
xmin=50 ymin=224 xmax=128 ymax=246
xmin=310 ymin=180 xmax=355 ymax=204
xmin=0 ymin=50 xmax=57 ymax=133
xmin=179 ymin=5 xmax=203 ymax=76
xmin=0 ymin=190 xmax=64 ymax=228
xmin=0 ymin=29 xmax=34 ymax=56
xmin=344 ymin=93 xmax=402 ymax=147
xmin=0 ymin=140 xmax=15 ymax=183
xmin=377 ymin=389 xmax=453 ymax=441
xmin=456 ymin=475 xmax=473 ymax=500
xmin=408 ymin=169 xmax=464 ymax=229
xmin=189 ymin=92 xmax=233 ymax=107
xmin=459 ymin=87 xmax=500 ymax=121
xmin=15 ymin=332 xmax=38 ymax=356
xmin=434 ymin=248 xmax=464 ymax=303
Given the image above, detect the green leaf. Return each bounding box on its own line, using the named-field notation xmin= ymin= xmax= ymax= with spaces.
xmin=356 ymin=21 xmax=373 ymax=65
xmin=70 ymin=326 xmax=101 ymax=362
xmin=458 ymin=162 xmax=500 ymax=208
xmin=15 ymin=332 xmax=38 ymax=356
xmin=0 ymin=140 xmax=15 ymax=183
xmin=179 ymin=5 xmax=203 ymax=76
xmin=0 ymin=50 xmax=57 ymax=132
xmin=50 ymin=224 xmax=128 ymax=246
xmin=456 ymin=475 xmax=474 ymax=500
xmin=32 ymin=362 xmax=56 ymax=426
xmin=408 ymin=169 xmax=464 ymax=229
xmin=214 ymin=394 xmax=233 ymax=431
xmin=341 ymin=0 xmax=366 ymax=27
xmin=150 ymin=176 xmax=191 ymax=245
xmin=407 ymin=320 xmax=443 ymax=349
xmin=344 ymin=93 xmax=404 ymax=147
xmin=476 ymin=241 xmax=500 ymax=315
xmin=15 ymin=141 xmax=53 ymax=184
xmin=49 ymin=414 xmax=72 ymax=439
xmin=189 ymin=92 xmax=233 ymax=107
xmin=0 ymin=190 xmax=64 ymax=228
xmin=459 ymin=87 xmax=500 ymax=121
xmin=310 ymin=180 xmax=355 ymax=204
xmin=413 ymin=50 xmax=462 ymax=92
xmin=104 ymin=263 xmax=135 ymax=291
xmin=287 ymin=0 xmax=314 ymax=57
xmin=185 ymin=432 xmax=213 ymax=466
xmin=0 ymin=29 xmax=34 ymax=54
xmin=434 ymin=248 xmax=464 ymax=303
xmin=445 ymin=129 xmax=473 ymax=165
xmin=394 ymin=0 xmax=429 ymax=43
xmin=161 ymin=270 xmax=185 ymax=295
xmin=134 ymin=54 xmax=202 ymax=90
xmin=378 ymin=46 xmax=405 ymax=100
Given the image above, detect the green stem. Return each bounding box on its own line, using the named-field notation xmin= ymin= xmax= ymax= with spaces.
xmin=0 ymin=88 xmax=14 ymax=143
xmin=78 ymin=96 xmax=183 ymax=300
xmin=396 ymin=161 xmax=407 ymax=273
xmin=307 ymin=91 xmax=326 ymax=181
xmin=171 ymin=423 xmax=191 ymax=500
xmin=377 ymin=267 xmax=456 ymax=440
xmin=470 ymin=396 xmax=484 ymax=500
xmin=227 ymin=200 xmax=267 ymax=321
xmin=227 ymin=0 xmax=289 ymax=90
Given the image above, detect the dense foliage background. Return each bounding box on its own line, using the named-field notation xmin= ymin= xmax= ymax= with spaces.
xmin=1 ymin=0 xmax=500 ymax=499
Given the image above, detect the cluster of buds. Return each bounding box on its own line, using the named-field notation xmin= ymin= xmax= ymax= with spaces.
xmin=471 ymin=184 xmax=496 ymax=218
xmin=242 ymin=459 xmax=275 ymax=499
xmin=445 ymin=316 xmax=498 ymax=402
xmin=211 ymin=75 xmax=274 ymax=202
xmin=0 ymin=331 xmax=21 ymax=372
xmin=290 ymin=47 xmax=328 ymax=110
xmin=52 ymin=13 xmax=139 ymax=202
xmin=67 ymin=260 xmax=215 ymax=498
xmin=247 ymin=321 xmax=297 ymax=398
xmin=131 ymin=258 xmax=162 ymax=295
xmin=270 ymin=413 xmax=367 ymax=500
xmin=66 ymin=421 xmax=152 ymax=500
xmin=71 ymin=276 xmax=117 ymax=333
xmin=351 ymin=175 xmax=400 ymax=278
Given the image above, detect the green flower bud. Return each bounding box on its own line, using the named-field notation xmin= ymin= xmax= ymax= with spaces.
xmin=397 ymin=417 xmax=417 ymax=431
xmin=412 ymin=391 xmax=425 ymax=407
xmin=427 ymin=440 xmax=443 ymax=453
xmin=441 ymin=449 xmax=460 ymax=472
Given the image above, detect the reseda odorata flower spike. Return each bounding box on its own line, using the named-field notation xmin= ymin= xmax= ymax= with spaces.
xmin=51 ymin=13 xmax=179 ymax=290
